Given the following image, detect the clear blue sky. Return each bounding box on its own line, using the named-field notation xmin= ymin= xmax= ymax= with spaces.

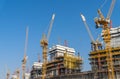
xmin=0 ymin=0 xmax=120 ymax=78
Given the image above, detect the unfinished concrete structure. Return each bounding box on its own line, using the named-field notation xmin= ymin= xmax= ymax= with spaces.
xmin=44 ymin=27 xmax=120 ymax=79
xmin=32 ymin=27 xmax=120 ymax=79
xmin=110 ymin=26 xmax=120 ymax=47
xmin=46 ymin=45 xmax=83 ymax=78
xmin=89 ymin=27 xmax=120 ymax=79
xmin=30 ymin=62 xmax=42 ymax=79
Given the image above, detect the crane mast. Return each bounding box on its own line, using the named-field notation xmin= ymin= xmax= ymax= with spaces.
xmin=94 ymin=0 xmax=116 ymax=79
xmin=40 ymin=14 xmax=55 ymax=79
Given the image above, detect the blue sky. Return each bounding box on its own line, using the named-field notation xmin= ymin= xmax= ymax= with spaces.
xmin=0 ymin=0 xmax=120 ymax=78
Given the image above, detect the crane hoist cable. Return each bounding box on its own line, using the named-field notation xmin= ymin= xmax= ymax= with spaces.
xmin=100 ymin=0 xmax=108 ymax=10
xmin=107 ymin=0 xmax=116 ymax=19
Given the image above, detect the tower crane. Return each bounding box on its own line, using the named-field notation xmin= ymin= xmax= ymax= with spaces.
xmin=94 ymin=0 xmax=116 ymax=79
xmin=80 ymin=14 xmax=102 ymax=51
xmin=16 ymin=68 xmax=20 ymax=79
xmin=6 ymin=69 xmax=10 ymax=79
xmin=40 ymin=14 xmax=55 ymax=79
xmin=81 ymin=14 xmax=102 ymax=79
xmin=22 ymin=27 xmax=29 ymax=79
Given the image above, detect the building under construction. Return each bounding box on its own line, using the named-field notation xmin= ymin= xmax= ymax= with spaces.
xmin=89 ymin=26 xmax=120 ymax=79
xmin=34 ymin=3 xmax=120 ymax=79
xmin=46 ymin=45 xmax=83 ymax=77
xmin=43 ymin=27 xmax=120 ymax=79
xmin=34 ymin=44 xmax=83 ymax=79
xmin=30 ymin=62 xmax=43 ymax=79
xmin=8 ymin=0 xmax=120 ymax=79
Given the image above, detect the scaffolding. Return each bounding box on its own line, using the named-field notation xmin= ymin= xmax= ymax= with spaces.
xmin=45 ymin=45 xmax=83 ymax=78
xmin=64 ymin=52 xmax=82 ymax=70
xmin=89 ymin=47 xmax=120 ymax=79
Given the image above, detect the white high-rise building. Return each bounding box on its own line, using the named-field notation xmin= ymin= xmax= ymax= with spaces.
xmin=49 ymin=45 xmax=75 ymax=61
xmin=30 ymin=62 xmax=43 ymax=79
xmin=102 ymin=26 xmax=120 ymax=47
xmin=11 ymin=74 xmax=17 ymax=79
xmin=110 ymin=26 xmax=120 ymax=47
xmin=25 ymin=73 xmax=30 ymax=79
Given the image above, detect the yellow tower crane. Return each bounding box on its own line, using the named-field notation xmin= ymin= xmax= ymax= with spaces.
xmin=40 ymin=14 xmax=55 ymax=79
xmin=94 ymin=0 xmax=116 ymax=79
xmin=22 ymin=27 xmax=29 ymax=79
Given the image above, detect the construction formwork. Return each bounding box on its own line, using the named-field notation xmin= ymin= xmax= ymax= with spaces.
xmin=46 ymin=45 xmax=83 ymax=77
xmin=46 ymin=71 xmax=94 ymax=79
xmin=30 ymin=62 xmax=42 ymax=79
xmin=45 ymin=70 xmax=120 ymax=79
xmin=46 ymin=55 xmax=82 ymax=77
xmin=89 ymin=47 xmax=120 ymax=79
xmin=105 ymin=26 xmax=120 ymax=48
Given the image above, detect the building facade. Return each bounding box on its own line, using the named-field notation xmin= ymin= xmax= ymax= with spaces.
xmin=30 ymin=62 xmax=42 ymax=79
xmin=46 ymin=45 xmax=83 ymax=78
